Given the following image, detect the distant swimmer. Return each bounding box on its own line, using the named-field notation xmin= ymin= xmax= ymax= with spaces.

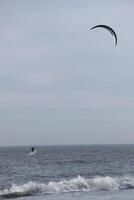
xmin=29 ymin=147 xmax=37 ymax=155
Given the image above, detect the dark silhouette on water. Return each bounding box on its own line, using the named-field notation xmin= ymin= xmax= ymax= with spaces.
xmin=31 ymin=147 xmax=35 ymax=152
xmin=29 ymin=147 xmax=37 ymax=155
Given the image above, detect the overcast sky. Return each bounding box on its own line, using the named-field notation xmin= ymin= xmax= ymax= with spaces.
xmin=0 ymin=0 xmax=134 ymax=146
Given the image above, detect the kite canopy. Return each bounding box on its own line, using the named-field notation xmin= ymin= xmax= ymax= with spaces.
xmin=91 ymin=25 xmax=117 ymax=46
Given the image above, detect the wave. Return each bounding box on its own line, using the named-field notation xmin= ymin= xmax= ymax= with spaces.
xmin=1 ymin=175 xmax=134 ymax=198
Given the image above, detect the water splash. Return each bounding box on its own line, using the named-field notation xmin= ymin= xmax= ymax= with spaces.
xmin=1 ymin=175 xmax=134 ymax=198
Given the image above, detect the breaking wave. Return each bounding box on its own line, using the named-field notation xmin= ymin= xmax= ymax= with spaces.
xmin=1 ymin=175 xmax=134 ymax=198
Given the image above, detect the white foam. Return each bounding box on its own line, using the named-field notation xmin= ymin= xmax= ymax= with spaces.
xmin=119 ymin=176 xmax=134 ymax=189
xmin=0 ymin=181 xmax=45 ymax=197
xmin=1 ymin=175 xmax=134 ymax=198
xmin=91 ymin=176 xmax=119 ymax=191
xmin=47 ymin=175 xmax=90 ymax=193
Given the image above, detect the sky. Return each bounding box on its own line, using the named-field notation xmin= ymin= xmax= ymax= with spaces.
xmin=0 ymin=0 xmax=134 ymax=146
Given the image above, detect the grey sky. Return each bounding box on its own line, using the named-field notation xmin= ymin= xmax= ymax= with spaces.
xmin=0 ymin=0 xmax=134 ymax=145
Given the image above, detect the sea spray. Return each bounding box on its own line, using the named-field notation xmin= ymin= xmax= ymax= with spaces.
xmin=1 ymin=175 xmax=134 ymax=198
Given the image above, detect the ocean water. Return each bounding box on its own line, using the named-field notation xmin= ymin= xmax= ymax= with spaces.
xmin=0 ymin=145 xmax=134 ymax=199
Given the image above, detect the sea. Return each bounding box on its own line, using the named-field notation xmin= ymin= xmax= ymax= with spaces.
xmin=0 ymin=145 xmax=134 ymax=200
